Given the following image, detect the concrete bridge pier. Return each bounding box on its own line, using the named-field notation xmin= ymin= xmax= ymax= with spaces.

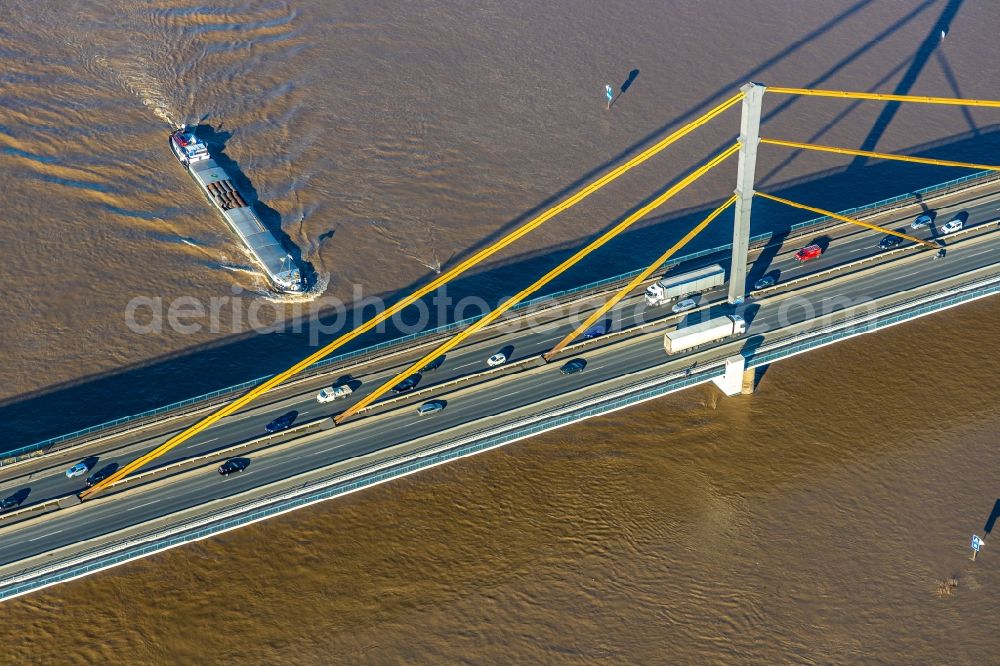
xmin=711 ymin=355 xmax=757 ymax=396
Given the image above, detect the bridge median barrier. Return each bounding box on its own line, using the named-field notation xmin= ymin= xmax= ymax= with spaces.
xmin=0 ymin=498 xmax=62 ymax=528
xmin=99 ymin=417 xmax=335 ymax=496
xmin=0 ymin=418 xmax=338 ymax=538
xmin=4 ymin=264 xmax=1000 ymax=597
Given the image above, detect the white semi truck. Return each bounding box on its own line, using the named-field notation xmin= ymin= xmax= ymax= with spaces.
xmin=663 ymin=315 xmax=746 ymax=354
xmin=645 ymin=264 xmax=725 ymax=306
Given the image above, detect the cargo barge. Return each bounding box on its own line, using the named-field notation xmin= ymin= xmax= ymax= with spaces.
xmin=169 ymin=125 xmax=304 ymax=293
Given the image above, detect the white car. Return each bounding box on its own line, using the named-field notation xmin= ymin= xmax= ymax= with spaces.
xmin=487 ymin=353 xmax=507 ymax=367
xmin=316 ymin=384 xmax=352 ymax=403
xmin=940 ymin=218 xmax=964 ymax=235
xmin=671 ymin=298 xmax=698 ymax=314
xmin=65 ymin=462 xmax=88 ymax=478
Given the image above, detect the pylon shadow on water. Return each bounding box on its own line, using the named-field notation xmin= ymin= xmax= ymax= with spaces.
xmin=984 ymin=499 xmax=1000 ymax=535
xmin=620 ymin=69 xmax=639 ymax=95
xmin=608 ymin=69 xmax=639 ymax=110
xmin=452 ymin=0 xmax=890 ymax=268
xmin=849 ymin=0 xmax=965 ymax=170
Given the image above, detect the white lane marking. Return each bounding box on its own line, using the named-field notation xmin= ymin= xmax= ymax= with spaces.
xmin=29 ymin=529 xmax=63 ymax=542
xmin=127 ymin=499 xmax=161 ymax=512
xmin=304 ymin=440 xmax=357 ymax=457
xmin=189 ymin=437 xmax=219 ymax=448
xmin=885 ymin=269 xmax=922 ymax=282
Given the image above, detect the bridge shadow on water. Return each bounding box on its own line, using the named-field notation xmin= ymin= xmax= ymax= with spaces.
xmin=0 ymin=0 xmax=987 ymax=450
xmin=4 ymin=121 xmax=999 ymax=451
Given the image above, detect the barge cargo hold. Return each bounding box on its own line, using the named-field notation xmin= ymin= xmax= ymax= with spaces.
xmin=169 ymin=125 xmax=304 ymax=293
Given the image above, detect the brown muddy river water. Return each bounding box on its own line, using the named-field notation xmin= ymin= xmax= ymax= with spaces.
xmin=1 ymin=0 xmax=999 ymax=662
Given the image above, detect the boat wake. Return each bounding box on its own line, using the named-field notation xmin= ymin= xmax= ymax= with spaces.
xmin=218 ymin=262 xmax=266 ymax=281
xmin=366 ymin=219 xmax=443 ymax=274
xmin=85 ymin=54 xmax=180 ymax=128
xmin=262 ymin=272 xmax=331 ymax=304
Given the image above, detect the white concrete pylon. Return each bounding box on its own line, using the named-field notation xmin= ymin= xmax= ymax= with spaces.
xmin=728 ymin=82 xmax=766 ymax=304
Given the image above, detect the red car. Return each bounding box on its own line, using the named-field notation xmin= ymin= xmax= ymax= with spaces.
xmin=794 ymin=244 xmax=823 ymax=262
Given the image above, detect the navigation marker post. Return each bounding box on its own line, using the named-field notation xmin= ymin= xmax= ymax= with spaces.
xmin=606 ymin=84 xmax=614 ymax=110
xmin=971 ymin=534 xmax=983 ymax=561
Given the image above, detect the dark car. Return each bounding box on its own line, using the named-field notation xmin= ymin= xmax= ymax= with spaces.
xmin=85 ymin=464 xmax=119 ymax=488
xmin=392 ymin=375 xmax=420 ymax=394
xmin=265 ymin=411 xmax=297 ymax=433
xmin=560 ymin=358 xmax=587 ymax=375
xmin=420 ymin=356 xmax=445 ymax=373
xmin=218 ymin=459 xmax=250 ymax=476
xmin=583 ymin=323 xmax=607 ymax=340
xmin=1 ymin=488 xmax=29 ymax=511
xmin=879 ymin=234 xmax=902 ymax=250
xmin=753 ymin=275 xmax=777 ymax=290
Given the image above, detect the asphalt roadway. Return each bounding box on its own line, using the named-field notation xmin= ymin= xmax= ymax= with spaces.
xmin=1 ymin=194 xmax=998 ymax=568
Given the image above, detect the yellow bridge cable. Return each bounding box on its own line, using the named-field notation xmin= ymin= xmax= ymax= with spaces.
xmin=760 ymin=137 xmax=1000 ymax=171
xmin=754 ymin=191 xmax=940 ymax=250
xmin=335 ymin=143 xmax=741 ymax=424
xmin=542 ymin=195 xmax=737 ymax=362
xmin=767 ymin=86 xmax=1000 ymax=109
xmin=80 ymin=93 xmax=745 ymax=499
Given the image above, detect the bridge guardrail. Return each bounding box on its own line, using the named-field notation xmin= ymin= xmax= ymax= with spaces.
xmin=748 ymin=272 xmax=1000 ymax=368
xmin=6 ymin=168 xmax=1000 ymax=465
xmin=4 ymin=267 xmax=1000 ymax=601
xmin=0 ymin=418 xmax=335 ymax=527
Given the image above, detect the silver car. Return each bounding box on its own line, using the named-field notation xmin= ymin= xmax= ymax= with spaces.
xmin=910 ymin=213 xmax=933 ymax=229
xmin=671 ymin=298 xmax=698 ymax=314
xmin=65 ymin=462 xmax=88 ymax=478
xmin=417 ymin=400 xmax=445 ymax=416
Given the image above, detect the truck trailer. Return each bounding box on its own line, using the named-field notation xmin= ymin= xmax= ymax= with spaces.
xmin=645 ymin=264 xmax=726 ymax=306
xmin=663 ymin=315 xmax=746 ymax=354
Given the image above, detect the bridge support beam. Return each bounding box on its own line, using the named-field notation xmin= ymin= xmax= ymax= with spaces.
xmin=728 ymin=82 xmax=766 ymax=305
xmin=712 ymin=355 xmax=752 ymax=396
